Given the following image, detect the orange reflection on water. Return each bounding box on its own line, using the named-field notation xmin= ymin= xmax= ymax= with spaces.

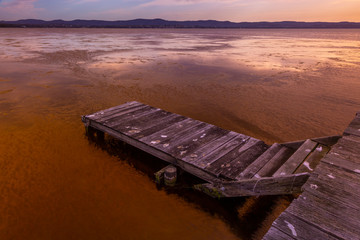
xmin=1 ymin=28 xmax=360 ymax=239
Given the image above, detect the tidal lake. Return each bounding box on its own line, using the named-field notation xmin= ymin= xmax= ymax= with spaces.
xmin=1 ymin=28 xmax=360 ymax=239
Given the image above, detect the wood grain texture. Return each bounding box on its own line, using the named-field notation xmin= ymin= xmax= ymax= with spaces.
xmin=237 ymin=143 xmax=282 ymax=179
xmin=273 ymin=139 xmax=317 ymax=177
xmin=267 ymin=212 xmax=339 ymax=240
xmin=264 ymin=112 xmax=360 ymax=240
xmin=256 ymin=146 xmax=294 ymax=177
xmin=198 ymin=173 xmax=309 ymax=197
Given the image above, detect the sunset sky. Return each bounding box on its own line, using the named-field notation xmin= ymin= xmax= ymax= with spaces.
xmin=0 ymin=0 xmax=360 ymax=22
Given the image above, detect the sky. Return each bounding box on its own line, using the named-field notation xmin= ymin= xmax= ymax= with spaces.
xmin=0 ymin=0 xmax=360 ymax=22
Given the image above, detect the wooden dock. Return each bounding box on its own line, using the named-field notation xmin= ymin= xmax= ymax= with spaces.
xmin=81 ymin=101 xmax=339 ymax=197
xmin=263 ymin=112 xmax=360 ymax=239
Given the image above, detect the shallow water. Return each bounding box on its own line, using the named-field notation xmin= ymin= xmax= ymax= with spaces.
xmin=1 ymin=28 xmax=360 ymax=239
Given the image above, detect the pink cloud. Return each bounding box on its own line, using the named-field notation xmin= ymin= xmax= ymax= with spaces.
xmin=0 ymin=0 xmax=44 ymax=20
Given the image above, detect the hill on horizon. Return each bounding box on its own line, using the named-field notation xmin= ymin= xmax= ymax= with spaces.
xmin=1 ymin=18 xmax=360 ymax=28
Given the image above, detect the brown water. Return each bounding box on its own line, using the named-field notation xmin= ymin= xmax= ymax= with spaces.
xmin=1 ymin=28 xmax=360 ymax=239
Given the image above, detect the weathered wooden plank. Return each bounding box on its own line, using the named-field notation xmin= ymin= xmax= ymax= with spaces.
xmin=294 ymin=144 xmax=329 ymax=174
xmin=322 ymin=154 xmax=360 ymax=174
xmin=181 ymin=131 xmax=238 ymax=164
xmin=256 ymin=146 xmax=294 ymax=178
xmin=314 ymin=162 xmax=360 ymax=190
xmin=168 ymin=126 xmax=229 ymax=159
xmin=130 ymin=115 xmax=187 ymax=139
xmin=344 ymin=127 xmax=360 ymax=137
xmin=196 ymin=173 xmax=309 ymax=197
xmin=237 ymin=143 xmax=282 ymax=180
xmin=269 ymin=212 xmax=340 ymax=240
xmin=110 ymin=109 xmax=173 ymax=132
xmin=330 ymin=137 xmax=360 ymax=160
xmin=304 ymin=175 xmax=360 ymax=210
xmin=85 ymin=101 xmax=142 ymax=121
xmin=142 ymin=121 xmax=207 ymax=152
xmin=191 ymin=134 xmax=250 ymax=169
xmin=262 ymin=226 xmax=295 ymax=240
xmin=86 ymin=120 xmax=218 ymax=183
xmin=273 ymin=139 xmax=317 ymax=177
xmin=207 ymin=140 xmax=268 ymax=179
xmin=343 ymin=116 xmax=360 ymax=136
xmin=104 ymin=106 xmax=160 ymax=128
xmin=95 ymin=103 xmax=149 ymax=123
xmin=224 ymin=141 xmax=268 ymax=179
xmin=287 ymin=195 xmax=360 ymax=239
xmin=342 ymin=134 xmax=360 ymax=144
xmin=289 ymin=192 xmax=360 ymax=239
xmin=139 ymin=118 xmax=199 ymax=144
xmin=152 ymin=123 xmax=212 ymax=156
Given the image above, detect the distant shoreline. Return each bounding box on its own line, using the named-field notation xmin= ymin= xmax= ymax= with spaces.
xmin=1 ymin=19 xmax=360 ymax=28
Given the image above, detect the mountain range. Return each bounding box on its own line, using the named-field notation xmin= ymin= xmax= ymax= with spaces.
xmin=1 ymin=19 xmax=360 ymax=28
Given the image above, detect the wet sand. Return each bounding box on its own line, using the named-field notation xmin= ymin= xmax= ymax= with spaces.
xmin=1 ymin=28 xmax=360 ymax=239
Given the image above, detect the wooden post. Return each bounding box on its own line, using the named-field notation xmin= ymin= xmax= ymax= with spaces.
xmin=164 ymin=166 xmax=177 ymax=187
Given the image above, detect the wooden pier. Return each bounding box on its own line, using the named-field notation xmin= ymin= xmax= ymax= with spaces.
xmin=263 ymin=112 xmax=360 ymax=239
xmin=81 ymin=101 xmax=339 ymax=197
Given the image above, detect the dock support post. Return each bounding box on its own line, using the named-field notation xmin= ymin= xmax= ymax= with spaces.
xmin=164 ymin=166 xmax=177 ymax=187
xmin=154 ymin=165 xmax=177 ymax=186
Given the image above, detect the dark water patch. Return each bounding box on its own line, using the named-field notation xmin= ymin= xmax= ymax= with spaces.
xmin=86 ymin=131 xmax=292 ymax=239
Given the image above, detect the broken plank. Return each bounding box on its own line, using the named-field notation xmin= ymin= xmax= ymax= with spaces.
xmin=196 ymin=173 xmax=310 ymax=197
xmin=294 ymin=144 xmax=329 ymax=173
xmin=256 ymin=146 xmax=294 ymax=178
xmin=237 ymin=143 xmax=282 ymax=180
xmin=273 ymin=139 xmax=317 ymax=177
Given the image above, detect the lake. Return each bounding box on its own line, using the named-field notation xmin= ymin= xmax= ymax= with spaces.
xmin=0 ymin=28 xmax=360 ymax=239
